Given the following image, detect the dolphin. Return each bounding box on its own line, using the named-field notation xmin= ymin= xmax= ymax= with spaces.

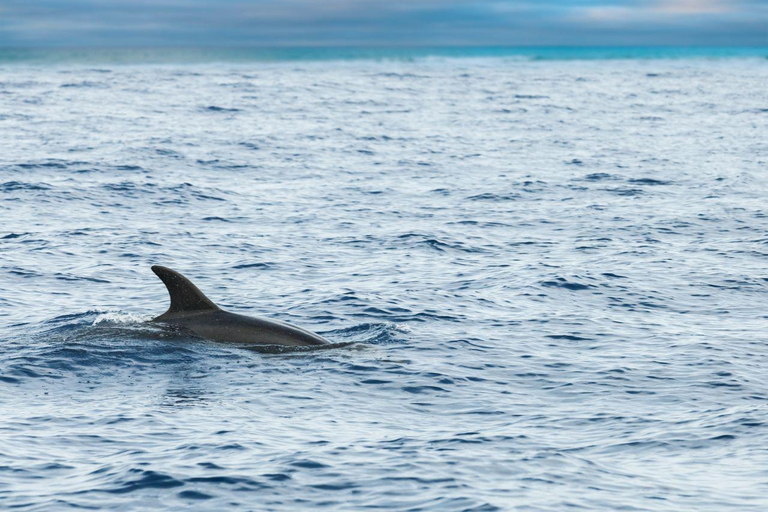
xmin=151 ymin=265 xmax=330 ymax=347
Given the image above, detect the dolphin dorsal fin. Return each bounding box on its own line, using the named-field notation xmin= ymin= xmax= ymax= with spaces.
xmin=152 ymin=265 xmax=220 ymax=317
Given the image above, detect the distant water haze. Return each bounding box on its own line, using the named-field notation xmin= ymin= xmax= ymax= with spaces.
xmin=0 ymin=46 xmax=766 ymax=65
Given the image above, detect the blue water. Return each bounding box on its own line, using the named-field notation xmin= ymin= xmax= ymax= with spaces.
xmin=1 ymin=54 xmax=768 ymax=510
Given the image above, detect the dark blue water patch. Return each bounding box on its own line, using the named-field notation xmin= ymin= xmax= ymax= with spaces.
xmin=186 ymin=475 xmax=264 ymax=488
xmin=0 ymin=312 xmax=219 ymax=379
xmin=310 ymin=481 xmax=359 ymax=491
xmin=290 ymin=460 xmax=328 ymax=469
xmin=363 ymin=308 xmax=457 ymax=324
xmin=232 ymin=262 xmax=272 ymax=269
xmin=150 ymin=182 xmax=229 ymax=202
xmin=546 ymin=334 xmax=592 ymax=341
xmin=18 ymin=160 xmax=84 ymax=169
xmin=197 ymin=462 xmax=224 ymax=470
xmin=105 ymin=470 xmax=184 ymax=494
xmin=359 ymin=378 xmax=393 ymax=385
xmin=402 ymin=385 xmax=447 ymax=394
xmin=38 ymin=311 xmax=103 ymax=330
xmin=263 ymin=473 xmax=291 ymax=482
xmin=373 ymin=72 xmax=427 ymax=79
xmin=1 ymin=181 xmax=52 ymax=191
xmin=466 ymin=192 xmax=522 ymax=201
xmin=54 ymin=273 xmax=110 ymax=284
xmin=395 ymin=233 xmax=487 ymax=253
xmin=327 ymin=323 xmax=407 ymax=345
xmin=154 ymin=148 xmax=183 ymax=158
xmin=59 ymin=81 xmax=110 ymax=89
xmin=540 ymin=277 xmax=595 ymax=291
xmin=178 ymin=490 xmax=213 ymax=500
xmin=628 ymin=178 xmax=672 ymax=186
xmin=203 ymin=106 xmax=241 ymax=112
xmin=497 ymin=107 xmax=527 ymax=114
xmin=580 ymin=173 xmax=620 ymax=182
xmin=605 ymin=187 xmax=644 ymax=196
xmin=102 ymin=181 xmax=153 ymax=195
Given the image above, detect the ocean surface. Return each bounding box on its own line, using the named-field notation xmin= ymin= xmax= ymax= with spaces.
xmin=1 ymin=49 xmax=768 ymax=510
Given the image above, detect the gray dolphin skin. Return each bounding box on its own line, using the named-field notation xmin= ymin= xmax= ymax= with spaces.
xmin=151 ymin=265 xmax=330 ymax=347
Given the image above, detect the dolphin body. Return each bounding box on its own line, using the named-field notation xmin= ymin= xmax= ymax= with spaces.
xmin=151 ymin=265 xmax=330 ymax=347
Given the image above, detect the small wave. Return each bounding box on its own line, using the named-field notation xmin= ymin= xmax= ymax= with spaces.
xmin=54 ymin=273 xmax=110 ymax=284
xmin=605 ymin=187 xmax=644 ymax=196
xmin=1 ymin=181 xmax=51 ymax=191
xmin=178 ymin=490 xmax=213 ymax=500
xmin=628 ymin=178 xmax=672 ymax=186
xmin=328 ymin=322 xmax=409 ymax=345
xmin=203 ymin=106 xmax=241 ymax=112
xmin=396 ymin=233 xmax=487 ymax=253
xmin=373 ymin=72 xmax=426 ymax=79
xmin=466 ymin=192 xmax=521 ymax=201
xmin=60 ymin=81 xmax=110 ymax=89
xmin=541 ymin=278 xmax=594 ymax=291
xmin=105 ymin=470 xmax=183 ymax=494
xmin=546 ymin=334 xmax=591 ymax=341
xmin=581 ymin=173 xmax=620 ymax=182
xmin=163 ymin=182 xmax=227 ymax=201
xmin=232 ymin=262 xmax=272 ymax=269
xmin=17 ymin=160 xmax=75 ymax=169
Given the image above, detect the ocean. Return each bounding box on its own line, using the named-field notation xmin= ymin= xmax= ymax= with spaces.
xmin=1 ymin=47 xmax=767 ymax=510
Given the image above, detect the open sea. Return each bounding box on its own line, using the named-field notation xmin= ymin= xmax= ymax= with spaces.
xmin=1 ymin=47 xmax=767 ymax=511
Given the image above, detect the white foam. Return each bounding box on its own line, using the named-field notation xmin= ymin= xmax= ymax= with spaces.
xmin=92 ymin=310 xmax=151 ymax=326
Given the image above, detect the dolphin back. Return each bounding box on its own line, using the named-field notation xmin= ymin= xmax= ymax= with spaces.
xmin=152 ymin=265 xmax=220 ymax=320
xmin=150 ymin=266 xmax=330 ymax=347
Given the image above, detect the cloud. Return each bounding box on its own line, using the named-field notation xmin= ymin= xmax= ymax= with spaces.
xmin=0 ymin=0 xmax=766 ymax=47
xmin=653 ymin=0 xmax=732 ymax=14
xmin=580 ymin=0 xmax=757 ymax=22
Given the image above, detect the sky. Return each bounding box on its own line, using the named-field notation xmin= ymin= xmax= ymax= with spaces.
xmin=0 ymin=0 xmax=766 ymax=47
